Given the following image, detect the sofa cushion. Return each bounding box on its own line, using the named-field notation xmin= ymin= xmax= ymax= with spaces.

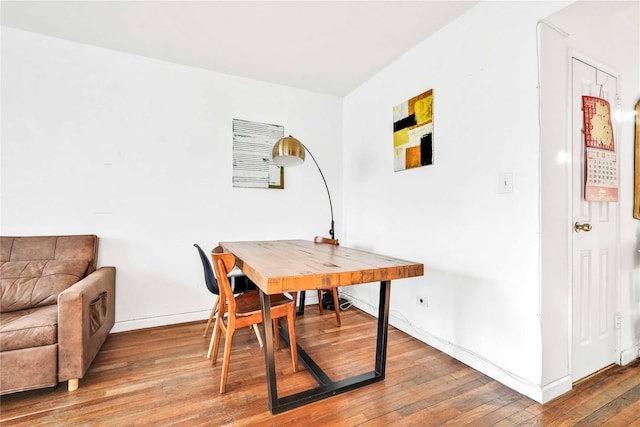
xmin=0 ymin=259 xmax=88 ymax=313
xmin=1 ymin=235 xmax=99 ymax=275
xmin=0 ymin=305 xmax=58 ymax=351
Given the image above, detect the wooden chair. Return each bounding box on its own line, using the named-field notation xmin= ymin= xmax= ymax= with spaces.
xmin=209 ymin=249 xmax=298 ymax=393
xmin=313 ymin=236 xmax=342 ymax=326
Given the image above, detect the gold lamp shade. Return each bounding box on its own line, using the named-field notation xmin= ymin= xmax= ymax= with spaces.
xmin=272 ymin=136 xmax=306 ymax=167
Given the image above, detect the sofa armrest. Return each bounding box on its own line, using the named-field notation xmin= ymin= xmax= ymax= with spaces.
xmin=57 ymin=266 xmax=116 ymax=387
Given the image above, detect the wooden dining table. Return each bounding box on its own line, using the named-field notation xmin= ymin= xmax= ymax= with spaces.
xmin=219 ymin=239 xmax=424 ymax=414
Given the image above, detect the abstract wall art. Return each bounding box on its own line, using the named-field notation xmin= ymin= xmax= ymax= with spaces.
xmin=232 ymin=118 xmax=284 ymax=189
xmin=393 ymin=89 xmax=433 ymax=172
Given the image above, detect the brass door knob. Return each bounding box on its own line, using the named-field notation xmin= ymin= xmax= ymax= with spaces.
xmin=574 ymin=222 xmax=592 ymax=232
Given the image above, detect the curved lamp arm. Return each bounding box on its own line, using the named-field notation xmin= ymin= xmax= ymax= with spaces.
xmin=272 ymin=136 xmax=335 ymax=240
xmin=301 ymin=144 xmax=335 ymax=240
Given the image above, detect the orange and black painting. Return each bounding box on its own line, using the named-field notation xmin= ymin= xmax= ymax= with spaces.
xmin=393 ymin=89 xmax=433 ymax=172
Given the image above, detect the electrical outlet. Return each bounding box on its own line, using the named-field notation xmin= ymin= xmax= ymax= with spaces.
xmin=416 ymin=295 xmax=428 ymax=308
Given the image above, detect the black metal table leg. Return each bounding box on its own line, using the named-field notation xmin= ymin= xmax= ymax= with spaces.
xmin=375 ymin=280 xmax=391 ymax=376
xmin=258 ymin=290 xmax=277 ymax=412
xmin=263 ymin=280 xmax=392 ymax=414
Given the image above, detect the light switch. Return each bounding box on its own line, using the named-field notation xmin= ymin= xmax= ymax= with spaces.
xmin=499 ymin=173 xmax=513 ymax=193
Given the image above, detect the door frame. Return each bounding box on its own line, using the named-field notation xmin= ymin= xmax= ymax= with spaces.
xmin=567 ymin=50 xmax=621 ymax=381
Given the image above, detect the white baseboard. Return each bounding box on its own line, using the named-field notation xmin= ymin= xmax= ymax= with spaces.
xmin=540 ymin=375 xmax=573 ymax=403
xmin=298 ymin=291 xmax=320 ymax=306
xmin=620 ymin=344 xmax=640 ymax=365
xmin=110 ymin=295 xmax=321 ymax=333
xmin=111 ymin=310 xmax=210 ymax=333
xmin=351 ymin=300 xmax=571 ymax=404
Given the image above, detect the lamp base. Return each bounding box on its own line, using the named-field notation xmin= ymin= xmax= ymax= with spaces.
xmin=321 ymin=292 xmax=351 ymax=311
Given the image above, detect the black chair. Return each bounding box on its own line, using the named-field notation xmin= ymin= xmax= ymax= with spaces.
xmin=193 ymin=244 xmax=260 ymax=349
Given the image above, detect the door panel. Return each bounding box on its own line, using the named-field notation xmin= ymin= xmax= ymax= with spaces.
xmin=571 ymin=58 xmax=618 ymax=382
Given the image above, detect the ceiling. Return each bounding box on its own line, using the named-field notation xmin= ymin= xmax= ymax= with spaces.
xmin=0 ymin=1 xmax=480 ymax=96
xmin=545 ymin=0 xmax=638 ymax=36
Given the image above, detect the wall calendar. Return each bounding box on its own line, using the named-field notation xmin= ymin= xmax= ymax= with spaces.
xmin=582 ymin=95 xmax=618 ymax=202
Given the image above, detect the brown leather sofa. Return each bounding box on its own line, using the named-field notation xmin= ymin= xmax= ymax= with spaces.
xmin=0 ymin=235 xmax=116 ymax=394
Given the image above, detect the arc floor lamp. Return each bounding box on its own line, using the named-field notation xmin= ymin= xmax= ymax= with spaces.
xmin=272 ymin=135 xmax=337 ymax=315
xmin=271 ymin=136 xmax=335 ymax=240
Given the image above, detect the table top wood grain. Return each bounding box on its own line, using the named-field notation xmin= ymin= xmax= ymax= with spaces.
xmin=219 ymin=240 xmax=424 ymax=294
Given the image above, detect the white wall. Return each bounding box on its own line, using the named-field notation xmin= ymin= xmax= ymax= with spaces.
xmin=1 ymin=27 xmax=343 ymax=331
xmin=341 ymin=1 xmax=574 ymax=403
xmin=539 ymin=22 xmax=573 ymax=394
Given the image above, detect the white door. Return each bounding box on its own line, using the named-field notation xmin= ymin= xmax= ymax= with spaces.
xmin=571 ymin=57 xmax=618 ymax=382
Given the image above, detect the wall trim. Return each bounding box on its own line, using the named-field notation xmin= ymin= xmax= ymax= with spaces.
xmin=352 ymin=301 xmax=572 ymax=404
xmin=620 ymin=344 xmax=640 ymax=365
xmin=540 ymin=375 xmax=573 ymax=403
xmin=111 ymin=296 xmax=320 ymax=333
xmin=111 ymin=310 xmax=210 ymax=333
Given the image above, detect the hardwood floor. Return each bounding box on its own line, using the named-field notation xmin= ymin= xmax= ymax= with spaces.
xmin=1 ymin=307 xmax=639 ymax=426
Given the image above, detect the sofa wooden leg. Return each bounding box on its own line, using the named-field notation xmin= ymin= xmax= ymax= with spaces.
xmin=68 ymin=379 xmax=79 ymax=391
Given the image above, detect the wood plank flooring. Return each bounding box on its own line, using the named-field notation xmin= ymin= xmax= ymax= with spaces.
xmin=1 ymin=307 xmax=638 ymax=426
